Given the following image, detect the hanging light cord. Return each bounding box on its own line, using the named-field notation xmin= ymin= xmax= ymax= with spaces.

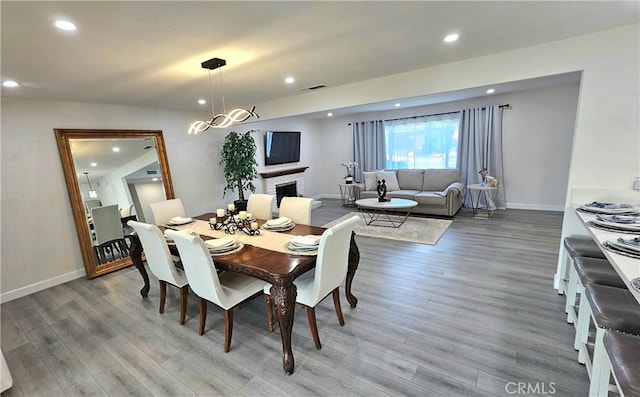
xmin=208 ymin=70 xmax=215 ymax=117
xmin=218 ymin=68 xmax=226 ymax=115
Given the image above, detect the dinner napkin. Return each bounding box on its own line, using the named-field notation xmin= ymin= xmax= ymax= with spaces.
xmin=291 ymin=235 xmax=321 ymax=246
xmin=266 ymin=217 xmax=292 ymax=226
xmin=597 ymin=214 xmax=638 ymax=224
xmin=587 ymin=201 xmax=632 ymax=209
xmin=164 ymin=228 xmax=192 ymax=238
xmin=205 ymin=237 xmax=235 ymax=248
xmin=617 ymin=236 xmax=640 ymax=247
xmin=170 ymin=216 xmax=193 ymax=224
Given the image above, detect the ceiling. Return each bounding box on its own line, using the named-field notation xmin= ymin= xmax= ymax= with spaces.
xmin=1 ymin=1 xmax=639 ymax=116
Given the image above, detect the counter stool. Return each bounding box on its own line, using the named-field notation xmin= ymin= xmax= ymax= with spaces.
xmin=574 ymin=284 xmax=640 ymax=393
xmin=590 ymin=330 xmax=640 ymax=397
xmin=565 ymin=257 xmax=627 ymax=325
xmin=557 ymin=236 xmax=607 ymax=295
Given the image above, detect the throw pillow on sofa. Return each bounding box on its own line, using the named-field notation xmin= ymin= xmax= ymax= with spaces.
xmin=377 ymin=171 xmax=400 ymax=191
xmin=362 ymin=172 xmax=378 ymax=191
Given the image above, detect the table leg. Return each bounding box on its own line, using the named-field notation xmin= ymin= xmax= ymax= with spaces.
xmin=270 ymin=281 xmax=297 ymax=374
xmin=345 ymin=231 xmax=360 ymax=308
xmin=128 ymin=234 xmax=150 ymax=298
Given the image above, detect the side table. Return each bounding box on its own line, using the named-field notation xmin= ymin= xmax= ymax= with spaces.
xmin=466 ymin=184 xmax=499 ymax=218
xmin=339 ymin=183 xmax=364 ymax=207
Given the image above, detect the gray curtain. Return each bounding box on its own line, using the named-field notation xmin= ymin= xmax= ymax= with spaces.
xmin=352 ymin=120 xmax=385 ymax=182
xmin=459 ymin=105 xmax=506 ymax=209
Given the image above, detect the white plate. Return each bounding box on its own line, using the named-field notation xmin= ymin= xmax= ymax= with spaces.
xmin=291 ymin=235 xmax=321 ymax=246
xmin=591 ymin=219 xmax=640 ymax=231
xmin=606 ymin=240 xmax=640 ymax=254
xmin=266 ymin=217 xmax=292 ymax=227
xmin=166 ymin=217 xmax=195 ymax=226
xmin=261 ymin=223 xmax=295 ymax=232
xmin=285 ymin=241 xmax=317 ymax=256
xmin=205 ymin=237 xmax=235 ymax=248
xmin=209 ymin=242 xmax=244 ymax=256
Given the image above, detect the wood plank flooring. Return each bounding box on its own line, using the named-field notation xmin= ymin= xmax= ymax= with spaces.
xmin=1 ymin=200 xmax=589 ymax=396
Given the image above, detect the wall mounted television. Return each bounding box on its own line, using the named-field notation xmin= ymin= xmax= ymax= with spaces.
xmin=264 ymin=131 xmax=301 ymax=166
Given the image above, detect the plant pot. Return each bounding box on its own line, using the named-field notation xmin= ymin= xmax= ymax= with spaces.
xmin=345 ymin=176 xmax=354 ymax=184
xmin=234 ymin=199 xmax=248 ymax=212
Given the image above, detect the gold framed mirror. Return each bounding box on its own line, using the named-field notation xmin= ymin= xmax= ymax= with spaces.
xmin=55 ymin=129 xmax=175 ymax=279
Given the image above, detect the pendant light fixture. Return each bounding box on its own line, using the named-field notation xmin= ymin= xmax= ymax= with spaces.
xmin=188 ymin=57 xmax=259 ymax=134
xmin=83 ymin=172 xmax=98 ymax=198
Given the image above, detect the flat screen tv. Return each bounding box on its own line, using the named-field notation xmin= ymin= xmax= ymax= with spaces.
xmin=264 ymin=131 xmax=301 ymax=166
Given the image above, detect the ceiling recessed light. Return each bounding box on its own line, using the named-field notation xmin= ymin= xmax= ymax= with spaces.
xmin=444 ymin=33 xmax=459 ymax=43
xmin=486 ymin=88 xmax=495 ymax=94
xmin=54 ymin=20 xmax=76 ymax=31
xmin=112 ymin=147 xmax=120 ymax=152
xmin=327 ymin=112 xmax=333 ymax=117
xmin=285 ymin=77 xmax=295 ymax=84
xmin=198 ymin=99 xmax=206 ymax=105
xmin=2 ymin=80 xmax=19 ymax=88
xmin=90 ymin=162 xmax=97 ymax=167
xmin=394 ymin=103 xmax=401 ymax=107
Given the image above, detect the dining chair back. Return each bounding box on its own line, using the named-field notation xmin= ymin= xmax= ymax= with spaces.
xmin=246 ymin=194 xmax=275 ymax=220
xmin=91 ymin=204 xmax=127 ymax=263
xmin=120 ymin=204 xmax=134 ymax=218
xmin=84 ymin=199 xmax=102 ymax=214
xmin=149 ymin=198 xmax=186 ymax=226
xmin=265 ymin=215 xmax=359 ymax=349
xmin=279 ymin=197 xmax=313 ymax=225
xmin=127 ymin=220 xmax=189 ymax=324
xmin=166 ymin=230 xmax=269 ymax=351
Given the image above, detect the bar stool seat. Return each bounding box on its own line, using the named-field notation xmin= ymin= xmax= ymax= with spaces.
xmin=565 ymin=256 xmax=626 ymax=325
xmin=564 ymin=237 xmax=608 ymax=260
xmin=598 ymin=330 xmax=640 ymax=397
xmin=557 ymin=236 xmax=607 ymax=295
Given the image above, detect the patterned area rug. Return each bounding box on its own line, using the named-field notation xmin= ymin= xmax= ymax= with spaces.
xmin=323 ymin=212 xmax=452 ymax=245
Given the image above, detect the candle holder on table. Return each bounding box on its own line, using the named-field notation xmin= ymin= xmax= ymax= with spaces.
xmin=209 ymin=209 xmax=260 ymax=236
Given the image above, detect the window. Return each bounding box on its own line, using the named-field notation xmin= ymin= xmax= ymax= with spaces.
xmin=383 ymin=113 xmax=460 ymax=169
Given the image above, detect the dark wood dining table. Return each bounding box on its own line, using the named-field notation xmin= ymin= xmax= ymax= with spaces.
xmin=128 ymin=213 xmax=360 ymax=374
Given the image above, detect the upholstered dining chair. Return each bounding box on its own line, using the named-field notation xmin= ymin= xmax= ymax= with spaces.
xmin=246 ymin=193 xmax=275 ymax=220
xmin=265 ymin=215 xmax=359 ymax=349
xmin=149 ymin=198 xmax=186 ymax=226
xmin=165 ymin=230 xmax=269 ymax=352
xmin=127 ymin=220 xmax=189 ymax=325
xmin=84 ymin=198 xmax=102 ymax=214
xmin=279 ymin=197 xmax=313 ymax=225
xmin=91 ymin=204 xmax=128 ymax=263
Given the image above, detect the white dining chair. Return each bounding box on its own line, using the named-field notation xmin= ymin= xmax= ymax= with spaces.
xmin=246 ymin=193 xmax=275 ymax=220
xmin=265 ymin=215 xmax=359 ymax=349
xmin=119 ymin=204 xmax=134 ymax=218
xmin=165 ymin=230 xmax=270 ymax=352
xmin=84 ymin=198 xmax=102 ymax=214
xmin=149 ymin=198 xmax=186 ymax=226
xmin=91 ymin=204 xmax=127 ymax=263
xmin=279 ymin=197 xmax=313 ymax=225
xmin=127 ymin=220 xmax=189 ymax=325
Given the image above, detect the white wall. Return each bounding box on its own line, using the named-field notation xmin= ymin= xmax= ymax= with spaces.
xmin=1 ymin=24 xmax=638 ymax=302
xmin=314 ymin=83 xmax=580 ymax=211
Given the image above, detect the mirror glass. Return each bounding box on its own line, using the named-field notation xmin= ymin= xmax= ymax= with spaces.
xmin=55 ymin=129 xmax=174 ymax=278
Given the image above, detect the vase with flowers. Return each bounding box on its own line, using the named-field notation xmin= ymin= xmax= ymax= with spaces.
xmin=341 ymin=161 xmax=358 ymax=184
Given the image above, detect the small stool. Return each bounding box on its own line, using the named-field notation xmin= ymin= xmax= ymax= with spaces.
xmin=589 ymin=330 xmax=640 ymax=397
xmin=565 ymin=257 xmax=626 ymax=325
xmin=557 ymin=236 xmax=607 ymax=295
xmin=574 ymin=284 xmax=640 ymax=393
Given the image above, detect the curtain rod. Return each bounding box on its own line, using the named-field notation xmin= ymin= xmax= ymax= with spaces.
xmin=348 ymin=104 xmax=510 ymax=125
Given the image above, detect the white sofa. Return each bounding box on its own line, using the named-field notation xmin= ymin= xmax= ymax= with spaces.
xmin=359 ymin=169 xmax=465 ymax=216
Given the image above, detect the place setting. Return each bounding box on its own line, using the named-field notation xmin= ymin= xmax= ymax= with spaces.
xmin=163 ymin=228 xmax=195 ymax=245
xmin=587 ymin=213 xmax=640 ymax=234
xmin=260 ymin=216 xmax=296 ymax=232
xmin=285 ymin=235 xmax=321 ymax=256
xmin=577 ymin=201 xmax=638 ymax=215
xmin=165 ymin=216 xmax=196 ymax=227
xmin=602 ymin=236 xmax=640 ymax=259
xmin=204 ymin=236 xmax=244 ymax=256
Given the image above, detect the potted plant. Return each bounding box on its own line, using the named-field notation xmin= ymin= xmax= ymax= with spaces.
xmin=220 ymin=130 xmax=258 ymax=211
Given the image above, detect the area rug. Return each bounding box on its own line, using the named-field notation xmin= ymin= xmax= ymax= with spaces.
xmin=322 ymin=212 xmax=452 ymax=246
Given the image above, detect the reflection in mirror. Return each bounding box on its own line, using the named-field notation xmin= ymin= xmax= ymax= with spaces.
xmin=56 ymin=129 xmax=174 ymax=279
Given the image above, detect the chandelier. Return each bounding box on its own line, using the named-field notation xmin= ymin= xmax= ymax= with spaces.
xmin=188 ymin=57 xmax=259 ymax=134
xmin=83 ymin=172 xmax=98 ymax=198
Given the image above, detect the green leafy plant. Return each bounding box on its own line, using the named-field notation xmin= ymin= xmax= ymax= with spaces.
xmin=219 ymin=130 xmax=258 ymax=201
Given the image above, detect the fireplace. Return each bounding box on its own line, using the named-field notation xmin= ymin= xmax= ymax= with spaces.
xmin=275 ymin=181 xmax=297 ymax=208
xmin=260 ymin=167 xmax=308 ymax=212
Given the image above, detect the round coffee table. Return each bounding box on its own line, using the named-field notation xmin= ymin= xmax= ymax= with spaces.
xmin=355 ymin=198 xmax=418 ymax=228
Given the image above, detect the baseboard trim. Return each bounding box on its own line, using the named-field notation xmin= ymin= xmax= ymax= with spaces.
xmin=506 ymin=203 xmax=565 ymax=212
xmin=0 ymin=269 xmax=86 ymax=303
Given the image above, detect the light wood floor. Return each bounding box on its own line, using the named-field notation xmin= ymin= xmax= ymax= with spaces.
xmin=1 ymin=200 xmax=589 ymax=396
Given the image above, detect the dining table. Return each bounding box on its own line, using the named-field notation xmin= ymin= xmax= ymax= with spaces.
xmin=128 ymin=213 xmax=360 ymax=374
xmin=574 ymin=207 xmax=640 ymax=304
